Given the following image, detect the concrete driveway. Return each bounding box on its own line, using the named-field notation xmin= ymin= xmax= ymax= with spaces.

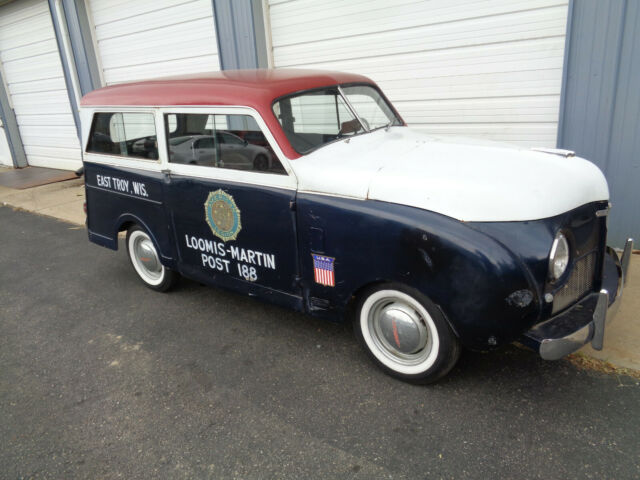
xmin=1 ymin=206 xmax=639 ymax=479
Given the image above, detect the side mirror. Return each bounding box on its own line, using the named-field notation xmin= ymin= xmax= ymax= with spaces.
xmin=339 ymin=119 xmax=361 ymax=135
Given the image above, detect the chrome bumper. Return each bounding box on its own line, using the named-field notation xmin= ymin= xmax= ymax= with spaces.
xmin=521 ymin=238 xmax=633 ymax=361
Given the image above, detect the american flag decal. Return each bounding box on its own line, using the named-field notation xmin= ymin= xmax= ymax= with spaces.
xmin=312 ymin=254 xmax=335 ymax=287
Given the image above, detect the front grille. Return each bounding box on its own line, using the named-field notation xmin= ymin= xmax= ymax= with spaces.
xmin=552 ymin=252 xmax=597 ymax=314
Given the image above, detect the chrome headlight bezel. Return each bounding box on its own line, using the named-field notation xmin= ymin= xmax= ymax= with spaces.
xmin=548 ymin=231 xmax=571 ymax=282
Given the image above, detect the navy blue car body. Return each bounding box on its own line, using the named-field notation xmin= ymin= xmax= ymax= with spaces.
xmin=83 ymin=159 xmax=610 ymax=351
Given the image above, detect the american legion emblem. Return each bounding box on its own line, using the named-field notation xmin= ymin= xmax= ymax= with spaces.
xmin=204 ymin=189 xmax=242 ymax=242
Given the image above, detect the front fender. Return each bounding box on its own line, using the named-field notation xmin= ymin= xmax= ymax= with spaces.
xmin=388 ymin=212 xmax=542 ymax=349
xmin=296 ymin=194 xmax=541 ymax=348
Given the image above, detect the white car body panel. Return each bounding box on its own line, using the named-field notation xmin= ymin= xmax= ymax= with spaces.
xmin=290 ymin=128 xmax=609 ymax=222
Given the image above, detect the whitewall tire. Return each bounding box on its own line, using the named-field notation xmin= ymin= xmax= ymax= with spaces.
xmin=126 ymin=226 xmax=177 ymax=292
xmin=355 ymin=284 xmax=460 ymax=384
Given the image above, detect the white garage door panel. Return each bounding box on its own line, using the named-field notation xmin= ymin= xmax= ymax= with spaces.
xmin=0 ymin=0 xmax=82 ymax=170
xmin=321 ymin=41 xmax=565 ymax=85
xmin=0 ymin=0 xmax=45 ymax=24
xmin=26 ymin=145 xmax=80 ymax=159
xmin=93 ymin=0 xmax=213 ymax=38
xmin=0 ymin=12 xmax=53 ymax=43
xmin=90 ymin=0 xmax=208 ymax=24
xmin=2 ymin=54 xmax=66 ymax=84
xmin=5 ymin=78 xmax=64 ymax=96
xmin=98 ymin=19 xmax=218 ymax=69
xmin=17 ymin=114 xmax=76 ymax=127
xmin=11 ymin=101 xmax=74 ymax=117
xmin=375 ymin=69 xmax=563 ymax=98
xmin=324 ymin=37 xmax=566 ymax=74
xmin=19 ymin=125 xmax=79 ymax=143
xmin=0 ymin=38 xmax=54 ymax=63
xmin=400 ymin=96 xmax=561 ymax=124
xmin=269 ymin=0 xmax=569 ymax=147
xmin=274 ymin=6 xmax=567 ymax=66
xmin=10 ymin=90 xmax=74 ymax=109
xmin=89 ymin=0 xmax=221 ymax=85
xmin=102 ymin=56 xmax=222 ymax=86
xmin=271 ymin=0 xmax=564 ymax=45
xmin=25 ymin=154 xmax=80 ymax=168
xmin=421 ymin=124 xmax=559 ymax=147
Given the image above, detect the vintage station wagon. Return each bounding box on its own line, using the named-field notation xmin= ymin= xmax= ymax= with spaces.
xmin=80 ymin=69 xmax=632 ymax=383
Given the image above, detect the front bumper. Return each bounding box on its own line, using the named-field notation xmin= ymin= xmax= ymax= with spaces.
xmin=521 ymin=238 xmax=633 ymax=360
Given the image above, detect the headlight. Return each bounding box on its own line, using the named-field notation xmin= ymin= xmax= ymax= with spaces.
xmin=548 ymin=232 xmax=570 ymax=281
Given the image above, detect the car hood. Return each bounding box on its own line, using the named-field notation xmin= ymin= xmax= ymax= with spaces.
xmin=289 ymin=127 xmax=609 ymax=222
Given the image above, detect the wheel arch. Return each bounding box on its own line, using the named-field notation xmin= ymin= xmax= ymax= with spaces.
xmin=345 ymin=279 xmax=389 ymax=321
xmin=114 ymin=214 xmax=162 ymax=257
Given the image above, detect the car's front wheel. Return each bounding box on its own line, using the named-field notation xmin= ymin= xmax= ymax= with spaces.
xmin=126 ymin=225 xmax=177 ymax=292
xmin=355 ymin=284 xmax=460 ymax=384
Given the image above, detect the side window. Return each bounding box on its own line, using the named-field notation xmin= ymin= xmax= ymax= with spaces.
xmin=86 ymin=112 xmax=158 ymax=159
xmin=164 ymin=113 xmax=286 ymax=174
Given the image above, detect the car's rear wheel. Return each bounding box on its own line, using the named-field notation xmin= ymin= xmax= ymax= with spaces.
xmin=354 ymin=284 xmax=460 ymax=384
xmin=126 ymin=225 xmax=177 ymax=292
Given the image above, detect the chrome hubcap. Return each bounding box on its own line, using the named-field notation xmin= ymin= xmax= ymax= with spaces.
xmin=133 ymin=235 xmax=162 ymax=280
xmin=378 ymin=303 xmax=427 ymax=354
xmin=368 ymin=297 xmax=432 ymax=365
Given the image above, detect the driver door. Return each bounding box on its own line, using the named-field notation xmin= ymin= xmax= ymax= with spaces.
xmin=161 ymin=108 xmax=301 ymax=304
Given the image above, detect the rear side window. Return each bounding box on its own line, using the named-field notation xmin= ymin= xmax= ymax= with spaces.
xmin=86 ymin=112 xmax=158 ymax=159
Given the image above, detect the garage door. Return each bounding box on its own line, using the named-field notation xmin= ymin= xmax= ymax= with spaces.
xmin=268 ymin=0 xmax=569 ymax=148
xmin=0 ymin=0 xmax=82 ymax=170
xmin=0 ymin=119 xmax=13 ymax=167
xmin=88 ymin=0 xmax=221 ymax=85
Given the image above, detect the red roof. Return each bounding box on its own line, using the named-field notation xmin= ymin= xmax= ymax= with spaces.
xmin=80 ymin=69 xmax=376 ymax=159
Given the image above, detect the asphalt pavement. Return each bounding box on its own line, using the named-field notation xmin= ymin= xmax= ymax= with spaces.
xmin=1 ymin=206 xmax=639 ymax=480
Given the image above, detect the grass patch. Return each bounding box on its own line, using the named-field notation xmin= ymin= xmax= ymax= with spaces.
xmin=567 ymin=352 xmax=640 ymax=381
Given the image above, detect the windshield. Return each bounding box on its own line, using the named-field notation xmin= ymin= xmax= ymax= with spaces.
xmin=273 ymin=84 xmax=401 ymax=154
